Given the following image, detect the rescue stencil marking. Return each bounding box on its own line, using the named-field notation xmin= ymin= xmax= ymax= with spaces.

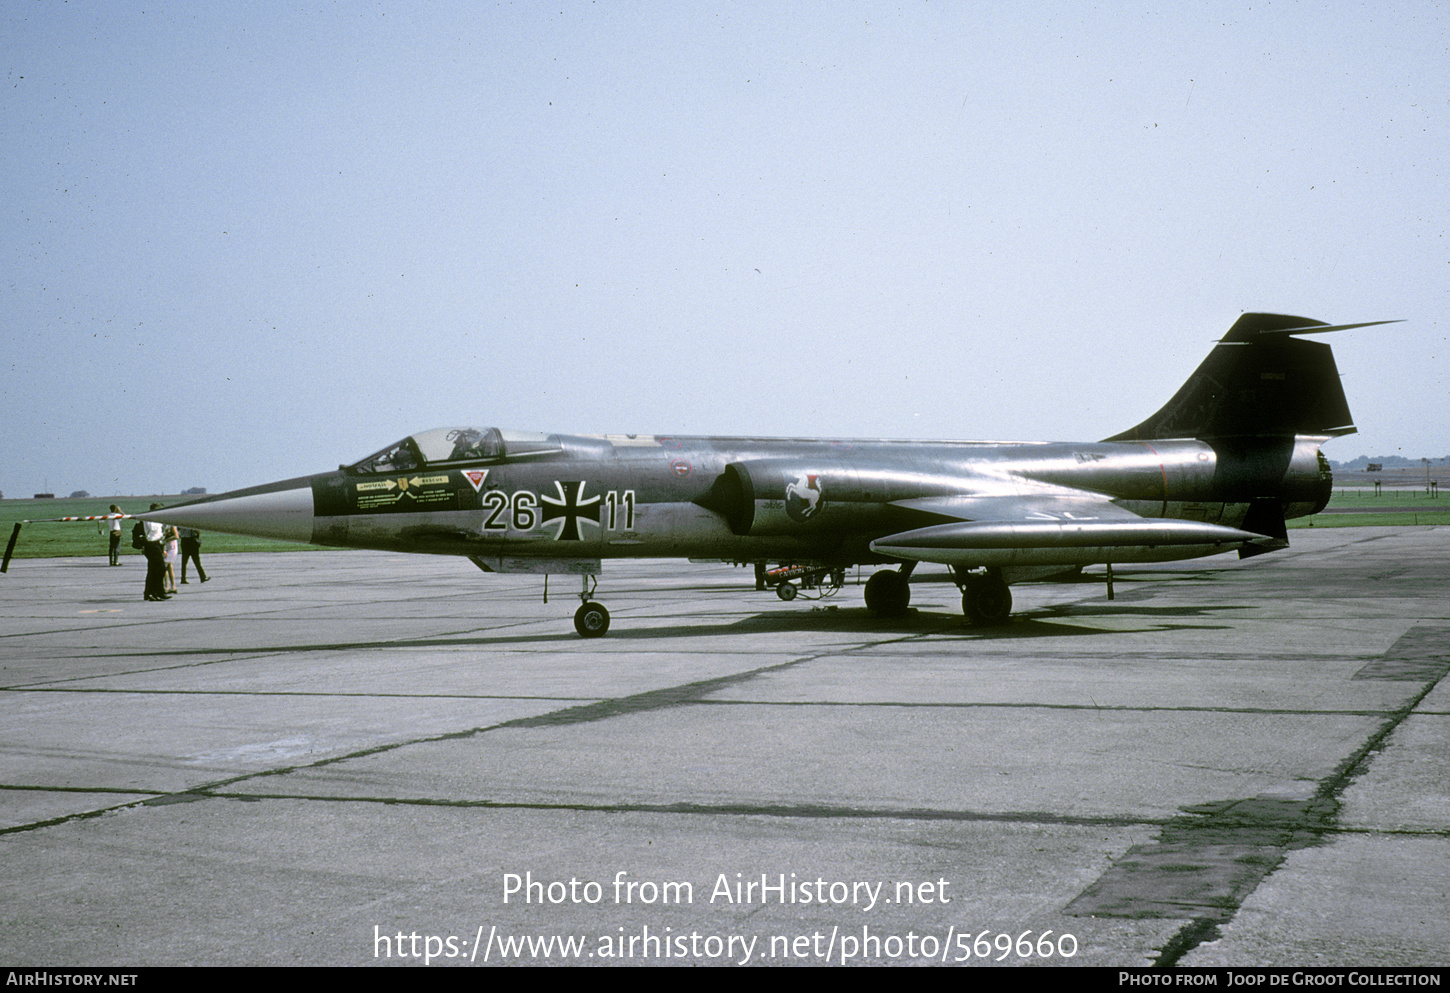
xmin=355 ymin=475 xmax=454 ymax=509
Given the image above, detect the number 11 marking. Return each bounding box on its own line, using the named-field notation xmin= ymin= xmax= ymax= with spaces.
xmin=604 ymin=490 xmax=635 ymax=530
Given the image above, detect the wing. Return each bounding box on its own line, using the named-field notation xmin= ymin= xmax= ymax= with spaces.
xmin=872 ymin=489 xmax=1268 ymax=568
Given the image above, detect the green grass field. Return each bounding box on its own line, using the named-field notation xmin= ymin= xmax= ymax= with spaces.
xmin=1288 ymin=488 xmax=1450 ymax=529
xmin=0 ymin=495 xmax=320 ymax=560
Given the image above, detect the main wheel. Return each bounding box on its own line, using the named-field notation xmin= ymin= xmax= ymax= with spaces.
xmin=962 ymin=574 xmax=1012 ymax=626
xmin=574 ymin=600 xmax=611 ymax=637
xmin=863 ymin=569 xmax=910 ymax=616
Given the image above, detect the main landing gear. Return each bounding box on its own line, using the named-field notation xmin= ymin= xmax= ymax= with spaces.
xmin=861 ymin=564 xmax=1013 ymax=626
xmin=573 ymin=573 xmax=610 ymax=638
xmin=957 ymin=569 xmax=1012 ymax=626
xmin=863 ymin=564 xmax=914 ymax=617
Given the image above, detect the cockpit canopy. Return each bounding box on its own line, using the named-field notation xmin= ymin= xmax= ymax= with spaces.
xmin=345 ymin=427 xmax=557 ymax=474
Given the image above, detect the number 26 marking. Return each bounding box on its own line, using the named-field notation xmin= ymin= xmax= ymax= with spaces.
xmin=483 ymin=491 xmax=538 ymax=530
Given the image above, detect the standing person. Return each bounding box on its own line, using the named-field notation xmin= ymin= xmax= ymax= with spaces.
xmin=163 ymin=523 xmax=180 ymax=594
xmin=178 ymin=527 xmax=207 ymax=584
xmin=141 ymin=504 xmax=169 ymax=601
xmin=101 ymin=505 xmax=124 ymax=566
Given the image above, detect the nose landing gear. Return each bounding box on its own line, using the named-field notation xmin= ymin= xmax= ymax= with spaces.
xmin=573 ymin=573 xmax=610 ymax=637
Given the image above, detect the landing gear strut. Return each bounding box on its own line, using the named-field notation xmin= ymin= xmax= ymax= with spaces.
xmin=573 ymin=573 xmax=610 ymax=637
xmin=959 ymin=570 xmax=1012 ymax=626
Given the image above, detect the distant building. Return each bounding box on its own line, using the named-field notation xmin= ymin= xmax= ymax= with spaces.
xmin=1367 ymin=463 xmax=1383 ymax=472
xmin=33 ymin=493 xmax=55 ymax=499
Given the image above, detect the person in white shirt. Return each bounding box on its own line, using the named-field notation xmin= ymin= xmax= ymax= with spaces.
xmin=142 ymin=505 xmax=170 ymax=601
xmin=101 ymin=505 xmax=123 ymax=566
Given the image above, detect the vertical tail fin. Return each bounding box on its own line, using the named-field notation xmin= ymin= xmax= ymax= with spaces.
xmin=1106 ymin=314 xmax=1394 ymax=443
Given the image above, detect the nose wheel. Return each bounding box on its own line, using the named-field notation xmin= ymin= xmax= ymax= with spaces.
xmin=574 ymin=600 xmax=610 ymax=637
xmin=573 ymin=573 xmax=611 ymax=637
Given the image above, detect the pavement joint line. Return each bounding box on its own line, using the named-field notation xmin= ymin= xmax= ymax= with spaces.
xmin=127 ymin=791 xmax=1183 ymax=827
xmin=506 ymin=654 xmax=836 ymax=729
xmin=7 ymin=784 xmax=1448 ymax=840
xmin=1059 ymin=623 xmax=1450 ymax=967
xmin=0 ymin=683 xmax=1415 ymax=718
xmin=692 ymin=699 xmax=1409 ymax=716
xmin=0 ymin=686 xmax=609 ymax=701
xmin=122 ymin=799 xmax=1450 ymax=839
xmin=0 ymin=794 xmax=176 ymax=834
xmin=0 ymin=783 xmax=169 ymax=796
xmin=0 ymin=625 xmax=609 ymax=675
xmin=0 ymin=613 xmax=560 ymax=644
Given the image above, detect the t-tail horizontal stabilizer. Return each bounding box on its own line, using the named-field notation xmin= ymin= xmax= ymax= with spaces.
xmin=1108 ymin=313 xmax=1400 ymax=443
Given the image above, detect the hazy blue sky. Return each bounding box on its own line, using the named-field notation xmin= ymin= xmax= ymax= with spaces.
xmin=3 ymin=1 xmax=1445 ymax=496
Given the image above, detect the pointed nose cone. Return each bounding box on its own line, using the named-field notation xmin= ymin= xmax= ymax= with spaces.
xmin=144 ymin=476 xmax=316 ymax=544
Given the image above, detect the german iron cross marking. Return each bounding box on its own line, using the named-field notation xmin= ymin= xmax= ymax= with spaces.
xmin=540 ymin=481 xmax=601 ymax=540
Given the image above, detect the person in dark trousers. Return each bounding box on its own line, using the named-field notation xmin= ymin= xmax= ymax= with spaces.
xmin=102 ymin=505 xmax=123 ymax=566
xmin=179 ymin=527 xmax=207 ymax=584
xmin=142 ymin=504 xmax=170 ymax=601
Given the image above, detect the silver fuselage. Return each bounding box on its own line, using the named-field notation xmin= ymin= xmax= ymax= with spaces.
xmin=146 ymin=431 xmax=1331 ymax=571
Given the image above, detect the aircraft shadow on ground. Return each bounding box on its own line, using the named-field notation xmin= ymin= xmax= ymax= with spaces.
xmin=718 ymin=602 xmax=1238 ymax=642
xmin=127 ymin=605 xmax=1237 ymax=655
xmin=92 ymin=589 xmax=1243 ymax=656
xmin=430 ymin=600 xmax=1240 ymax=645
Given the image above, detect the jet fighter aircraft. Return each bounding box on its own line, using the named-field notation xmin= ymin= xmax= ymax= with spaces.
xmin=20 ymin=313 xmax=1389 ymax=636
